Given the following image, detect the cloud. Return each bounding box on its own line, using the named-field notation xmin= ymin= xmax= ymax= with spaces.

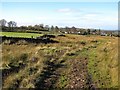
xmin=57 ymin=8 xmax=72 ymax=13
xmin=16 ymin=9 xmax=117 ymax=30
xmin=56 ymin=8 xmax=84 ymax=16
xmin=84 ymin=13 xmax=98 ymax=17
xmin=57 ymin=8 xmax=81 ymax=13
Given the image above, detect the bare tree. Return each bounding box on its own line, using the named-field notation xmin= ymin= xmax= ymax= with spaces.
xmin=71 ymin=26 xmax=76 ymax=33
xmin=34 ymin=25 xmax=40 ymax=30
xmin=28 ymin=25 xmax=33 ymax=30
xmin=55 ymin=26 xmax=59 ymax=32
xmin=65 ymin=26 xmax=70 ymax=32
xmin=98 ymin=29 xmax=101 ymax=35
xmin=45 ymin=25 xmax=49 ymax=30
xmin=8 ymin=21 xmax=17 ymax=31
xmin=0 ymin=19 xmax=7 ymax=27
xmin=51 ymin=25 xmax=54 ymax=31
xmin=87 ymin=29 xmax=91 ymax=35
xmin=39 ymin=24 xmax=44 ymax=30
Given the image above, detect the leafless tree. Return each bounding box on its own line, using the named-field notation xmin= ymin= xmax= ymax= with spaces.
xmin=8 ymin=21 xmax=17 ymax=31
xmin=45 ymin=25 xmax=49 ymax=30
xmin=0 ymin=19 xmax=7 ymax=27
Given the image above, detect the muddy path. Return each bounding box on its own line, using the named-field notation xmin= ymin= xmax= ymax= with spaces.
xmin=35 ymin=48 xmax=97 ymax=89
xmin=35 ymin=57 xmax=66 ymax=89
xmin=66 ymin=56 xmax=96 ymax=89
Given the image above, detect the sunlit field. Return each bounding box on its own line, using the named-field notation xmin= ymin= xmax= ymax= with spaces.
xmin=1 ymin=34 xmax=118 ymax=89
xmin=1 ymin=32 xmax=43 ymax=38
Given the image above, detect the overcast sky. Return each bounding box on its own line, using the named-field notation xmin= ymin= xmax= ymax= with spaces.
xmin=1 ymin=2 xmax=118 ymax=30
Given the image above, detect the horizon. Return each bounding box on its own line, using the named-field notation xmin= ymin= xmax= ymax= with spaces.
xmin=1 ymin=2 xmax=118 ymax=30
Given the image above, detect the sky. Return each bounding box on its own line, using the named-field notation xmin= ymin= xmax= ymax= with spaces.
xmin=1 ymin=2 xmax=118 ymax=30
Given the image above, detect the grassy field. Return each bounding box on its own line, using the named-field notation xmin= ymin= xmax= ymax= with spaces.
xmin=0 ymin=32 xmax=43 ymax=38
xmin=1 ymin=34 xmax=118 ymax=89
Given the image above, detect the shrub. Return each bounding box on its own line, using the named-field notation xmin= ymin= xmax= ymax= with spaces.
xmin=58 ymin=34 xmax=66 ymax=37
xmin=103 ymin=47 xmax=107 ymax=52
xmin=41 ymin=34 xmax=56 ymax=38
xmin=89 ymin=45 xmax=97 ymax=48
xmin=80 ymin=41 xmax=86 ymax=45
xmin=28 ymin=67 xmax=38 ymax=75
xmin=17 ymin=40 xmax=28 ymax=45
xmin=9 ymin=56 xmax=19 ymax=66
xmin=91 ymin=40 xmax=98 ymax=43
xmin=20 ymin=53 xmax=28 ymax=61
xmin=59 ymin=75 xmax=68 ymax=88
xmin=3 ymin=40 xmax=11 ymax=45
xmin=66 ymin=52 xmax=75 ymax=56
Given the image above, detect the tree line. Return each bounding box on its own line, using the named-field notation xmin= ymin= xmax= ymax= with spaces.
xmin=0 ymin=19 xmax=17 ymax=31
xmin=0 ymin=19 xmax=60 ymax=32
xmin=0 ymin=19 xmax=99 ymax=35
xmin=0 ymin=19 xmax=119 ymax=37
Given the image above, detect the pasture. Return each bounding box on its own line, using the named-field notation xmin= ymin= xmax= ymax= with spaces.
xmin=0 ymin=32 xmax=43 ymax=38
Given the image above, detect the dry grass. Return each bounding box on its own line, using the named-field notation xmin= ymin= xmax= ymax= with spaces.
xmin=1 ymin=34 xmax=118 ymax=89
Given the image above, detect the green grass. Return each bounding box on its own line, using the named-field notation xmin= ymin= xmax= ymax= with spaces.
xmin=59 ymin=74 xmax=68 ymax=88
xmin=0 ymin=32 xmax=43 ymax=38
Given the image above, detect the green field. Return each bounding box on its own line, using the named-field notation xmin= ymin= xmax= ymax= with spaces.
xmin=0 ymin=32 xmax=43 ymax=38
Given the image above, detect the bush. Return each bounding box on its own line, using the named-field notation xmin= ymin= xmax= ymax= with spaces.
xmin=3 ymin=40 xmax=11 ymax=45
xmin=16 ymin=40 xmax=28 ymax=45
xmin=58 ymin=34 xmax=66 ymax=37
xmin=80 ymin=41 xmax=86 ymax=45
xmin=9 ymin=56 xmax=19 ymax=66
xmin=103 ymin=48 xmax=107 ymax=52
xmin=28 ymin=67 xmax=38 ymax=75
xmin=91 ymin=40 xmax=98 ymax=43
xmin=66 ymin=52 xmax=75 ymax=56
xmin=59 ymin=75 xmax=68 ymax=88
xmin=41 ymin=34 xmax=56 ymax=38
xmin=20 ymin=53 xmax=28 ymax=61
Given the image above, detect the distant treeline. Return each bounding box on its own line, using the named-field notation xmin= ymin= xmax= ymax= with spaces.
xmin=0 ymin=19 xmax=119 ymax=37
